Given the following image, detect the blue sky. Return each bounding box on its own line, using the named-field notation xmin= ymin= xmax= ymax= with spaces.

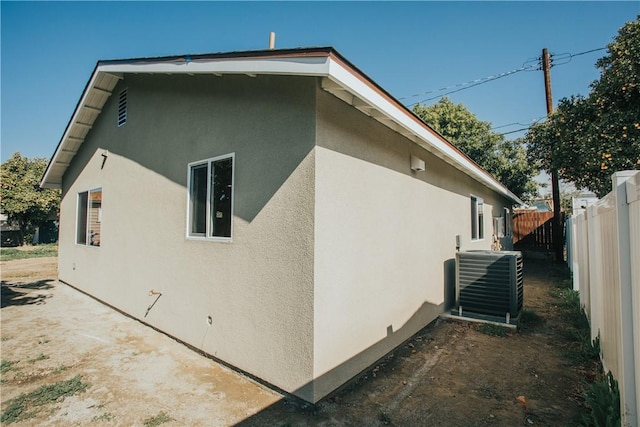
xmin=1 ymin=1 xmax=638 ymax=163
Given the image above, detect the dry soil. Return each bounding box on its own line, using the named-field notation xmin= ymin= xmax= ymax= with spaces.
xmin=1 ymin=256 xmax=586 ymax=426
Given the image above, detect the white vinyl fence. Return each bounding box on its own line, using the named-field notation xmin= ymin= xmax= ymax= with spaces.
xmin=568 ymin=170 xmax=639 ymax=427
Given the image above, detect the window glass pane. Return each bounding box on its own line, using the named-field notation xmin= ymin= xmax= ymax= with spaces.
xmin=471 ymin=197 xmax=478 ymax=239
xmin=478 ymin=200 xmax=484 ymax=239
xmin=493 ymin=217 xmax=504 ymax=238
xmin=77 ymin=192 xmax=88 ymax=244
xmin=211 ymin=157 xmax=233 ymax=238
xmin=89 ymin=190 xmax=102 ymax=246
xmin=190 ymin=164 xmax=208 ymax=235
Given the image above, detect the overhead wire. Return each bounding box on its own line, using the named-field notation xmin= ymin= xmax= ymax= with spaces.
xmin=493 ymin=117 xmax=546 ymax=136
xmin=400 ymin=47 xmax=607 ymax=107
xmin=400 ymin=47 xmax=606 ymax=137
xmin=549 ymin=47 xmax=607 ymax=67
xmin=401 ymin=65 xmax=536 ymax=107
xmin=498 ymin=127 xmax=533 ymax=136
xmin=491 ymin=120 xmax=541 ymax=130
xmin=564 ymin=47 xmax=607 ymax=58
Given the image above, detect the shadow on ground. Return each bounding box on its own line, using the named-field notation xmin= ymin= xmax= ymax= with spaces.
xmin=234 ymin=259 xmax=584 ymax=427
xmin=1 ymin=280 xmax=55 ymax=308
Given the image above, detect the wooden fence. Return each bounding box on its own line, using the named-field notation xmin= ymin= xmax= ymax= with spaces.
xmin=567 ymin=170 xmax=639 ymax=426
xmin=513 ymin=211 xmax=558 ymax=251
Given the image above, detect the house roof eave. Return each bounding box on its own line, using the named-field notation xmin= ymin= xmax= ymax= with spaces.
xmin=40 ymin=64 xmax=123 ymax=189
xmin=322 ymin=53 xmax=524 ymax=205
xmin=40 ymin=46 xmax=524 ymax=206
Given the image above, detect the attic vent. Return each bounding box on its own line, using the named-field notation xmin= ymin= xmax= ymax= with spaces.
xmin=117 ymin=89 xmax=127 ymax=127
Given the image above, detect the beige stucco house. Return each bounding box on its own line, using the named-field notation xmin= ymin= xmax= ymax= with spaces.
xmin=42 ymin=47 xmax=523 ymax=403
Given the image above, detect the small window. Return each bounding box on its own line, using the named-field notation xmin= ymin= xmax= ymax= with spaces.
xmin=493 ymin=217 xmax=505 ymax=238
xmin=471 ymin=195 xmax=484 ymax=240
xmin=77 ymin=188 xmax=102 ymax=246
xmin=117 ymin=89 xmax=127 ymax=127
xmin=504 ymin=207 xmax=512 ymax=237
xmin=187 ymin=154 xmax=234 ymax=241
xmin=493 ymin=207 xmax=510 ymax=239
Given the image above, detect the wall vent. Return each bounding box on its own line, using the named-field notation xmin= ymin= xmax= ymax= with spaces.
xmin=455 ymin=250 xmax=523 ymax=321
xmin=117 ymin=88 xmax=127 ymax=127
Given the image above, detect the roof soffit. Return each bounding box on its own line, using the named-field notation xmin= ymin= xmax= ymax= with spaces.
xmin=41 ymin=48 xmax=522 ymax=205
xmin=322 ymin=56 xmax=523 ymax=205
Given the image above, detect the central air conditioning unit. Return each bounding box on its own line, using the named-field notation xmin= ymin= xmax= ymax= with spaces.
xmin=455 ymin=250 xmax=523 ymax=324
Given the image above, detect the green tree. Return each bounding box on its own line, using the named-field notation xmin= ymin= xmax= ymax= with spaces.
xmin=413 ymin=97 xmax=538 ymax=201
xmin=525 ymin=16 xmax=640 ymax=197
xmin=0 ymin=153 xmax=60 ymax=245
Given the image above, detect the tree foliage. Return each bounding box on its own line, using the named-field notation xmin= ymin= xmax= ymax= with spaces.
xmin=0 ymin=153 xmax=60 ymax=244
xmin=525 ymin=16 xmax=640 ymax=197
xmin=413 ymin=97 xmax=538 ymax=201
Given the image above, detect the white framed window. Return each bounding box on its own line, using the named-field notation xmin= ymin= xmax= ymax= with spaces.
xmin=493 ymin=207 xmax=511 ymax=239
xmin=187 ymin=153 xmax=234 ymax=241
xmin=77 ymin=188 xmax=102 ymax=246
xmin=471 ymin=195 xmax=484 ymax=240
xmin=493 ymin=217 xmax=505 ymax=238
xmin=117 ymin=88 xmax=127 ymax=127
xmin=504 ymin=207 xmax=512 ymax=237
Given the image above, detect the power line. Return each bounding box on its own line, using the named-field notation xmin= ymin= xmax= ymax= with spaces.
xmin=549 ymin=47 xmax=607 ymax=67
xmin=402 ymin=65 xmax=536 ymax=106
xmin=401 ymin=47 xmax=607 ymax=107
xmin=494 ymin=117 xmax=546 ymax=136
xmin=498 ymin=127 xmax=532 ymax=136
xmin=566 ymin=46 xmax=607 ymax=58
xmin=491 ymin=118 xmax=545 ymax=130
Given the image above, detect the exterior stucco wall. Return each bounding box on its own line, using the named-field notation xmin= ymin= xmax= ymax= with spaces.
xmin=58 ymin=74 xmax=317 ymax=400
xmin=312 ymin=87 xmax=513 ymax=401
xmin=57 ymin=70 xmax=516 ymax=404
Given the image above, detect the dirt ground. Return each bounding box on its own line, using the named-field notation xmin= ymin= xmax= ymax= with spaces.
xmin=1 ymin=257 xmax=280 ymax=426
xmin=1 ymin=256 xmax=585 ymax=426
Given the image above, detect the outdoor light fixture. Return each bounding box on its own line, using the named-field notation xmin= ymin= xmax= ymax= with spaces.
xmin=410 ymin=155 xmax=425 ymax=171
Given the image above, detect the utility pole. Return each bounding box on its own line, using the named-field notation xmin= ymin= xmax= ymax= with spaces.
xmin=542 ymin=48 xmax=564 ymax=263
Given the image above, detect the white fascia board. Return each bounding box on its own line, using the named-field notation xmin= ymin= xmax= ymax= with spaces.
xmin=98 ymin=55 xmax=333 ymax=77
xmin=326 ymin=58 xmax=523 ymax=205
xmin=41 ymin=55 xmax=333 ymax=189
xmin=41 ymin=67 xmax=105 ymax=189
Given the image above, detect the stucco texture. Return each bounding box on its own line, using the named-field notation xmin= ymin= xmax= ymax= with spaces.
xmin=311 ymin=87 xmax=513 ymax=401
xmin=57 ymin=73 xmax=514 ymax=403
xmin=59 ymin=74 xmax=317 ymax=400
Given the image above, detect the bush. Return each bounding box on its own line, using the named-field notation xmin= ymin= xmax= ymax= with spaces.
xmin=0 ymin=244 xmax=58 ymax=262
xmin=580 ymin=371 xmax=621 ymax=427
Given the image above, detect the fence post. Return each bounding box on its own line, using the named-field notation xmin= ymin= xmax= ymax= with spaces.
xmin=567 ymin=216 xmax=574 ymax=273
xmin=613 ymin=171 xmax=638 ymax=426
xmin=579 ymin=213 xmax=591 ymax=312
xmin=572 ymin=212 xmax=588 ymax=300
xmin=625 ymin=173 xmax=640 ymax=427
xmin=586 ymin=203 xmax=602 ymax=344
